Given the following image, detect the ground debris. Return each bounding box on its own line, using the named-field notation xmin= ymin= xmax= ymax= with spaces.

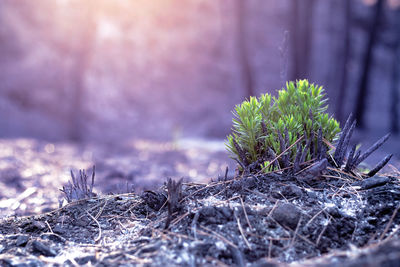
xmin=0 ymin=169 xmax=399 ymax=266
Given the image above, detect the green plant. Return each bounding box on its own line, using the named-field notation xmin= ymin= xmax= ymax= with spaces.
xmin=226 ymin=80 xmax=340 ymax=173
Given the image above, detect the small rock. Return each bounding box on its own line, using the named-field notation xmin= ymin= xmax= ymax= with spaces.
xmin=301 ymin=159 xmax=328 ymax=182
xmin=366 ymin=216 xmax=378 ymax=225
xmin=326 ymin=206 xmax=341 ymax=218
xmin=40 ymin=233 xmax=66 ymax=243
xmin=229 ymin=245 xmax=245 ymax=266
xmin=53 ymin=224 xmax=65 ymax=234
xmin=230 ymin=180 xmax=243 ymax=191
xmin=243 ymin=176 xmax=257 ymax=189
xmin=200 ymin=206 xmax=216 ymax=218
xmin=16 ymin=235 xmax=29 ymax=246
xmin=141 ymin=191 xmax=167 ymax=211
xmin=272 ymin=203 xmax=301 ymax=230
xmin=199 ymin=206 xmax=233 ymax=225
xmin=32 ymin=240 xmax=57 ymax=257
xmin=30 ymin=221 xmax=46 ymax=231
xmin=281 ymin=184 xmax=303 ymax=199
xmin=219 ymin=207 xmax=233 ymax=219
xmin=199 ymin=207 xmax=217 ymax=224
xmin=74 ymin=255 xmax=97 ymax=265
xmin=306 ymin=191 xmax=318 ymax=200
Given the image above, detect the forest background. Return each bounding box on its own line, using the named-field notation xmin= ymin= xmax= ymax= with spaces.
xmin=0 ymin=0 xmax=399 ymax=162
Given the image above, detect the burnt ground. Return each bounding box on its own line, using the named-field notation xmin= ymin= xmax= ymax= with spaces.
xmin=0 ymin=137 xmax=399 ymax=266
xmin=0 ymin=137 xmax=235 ymax=218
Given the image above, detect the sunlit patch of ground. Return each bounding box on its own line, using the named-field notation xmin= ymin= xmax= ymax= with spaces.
xmin=0 ymin=137 xmax=235 ymax=218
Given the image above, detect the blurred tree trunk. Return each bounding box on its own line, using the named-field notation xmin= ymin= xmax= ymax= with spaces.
xmin=390 ymin=8 xmax=400 ymax=134
xmin=354 ymin=0 xmax=384 ymax=129
xmin=336 ymin=0 xmax=352 ymax=123
xmin=235 ymin=0 xmax=254 ymax=98
xmin=290 ymin=0 xmax=315 ymax=80
xmin=68 ymin=2 xmax=96 ymax=141
xmin=279 ymin=31 xmax=290 ymax=87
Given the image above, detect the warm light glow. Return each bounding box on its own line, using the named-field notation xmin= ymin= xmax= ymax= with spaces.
xmin=362 ymin=0 xmax=378 ymax=5
xmin=363 ymin=0 xmax=400 ymax=7
xmin=388 ymin=0 xmax=400 ymax=8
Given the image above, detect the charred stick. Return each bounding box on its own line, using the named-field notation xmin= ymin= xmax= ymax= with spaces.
xmin=261 ymin=121 xmax=268 ymax=135
xmin=367 ymin=154 xmax=393 ymax=177
xmin=350 ymin=150 xmax=361 ymax=170
xmin=278 ymin=130 xmax=289 ymax=168
xmin=293 ymin=143 xmax=303 ymax=173
xmin=316 ymin=127 xmax=323 ymax=160
xmin=165 ymin=178 xmax=183 ymax=229
xmin=90 ymin=165 xmax=95 ymax=194
xmin=284 ymin=127 xmax=291 ymax=160
xmin=344 ymin=144 xmax=357 ymax=172
xmin=300 ymin=135 xmax=311 ymax=164
xmin=337 ymin=120 xmax=356 ymax=166
xmin=233 ymin=139 xmax=248 ymax=167
xmin=355 ymin=133 xmax=391 ymax=166
xmin=334 ymin=113 xmax=353 ymax=166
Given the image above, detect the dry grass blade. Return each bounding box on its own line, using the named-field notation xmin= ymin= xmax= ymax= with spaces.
xmin=240 ymin=197 xmax=253 ymax=230
xmin=191 ymin=212 xmax=200 ymax=240
xmin=234 ymin=209 xmax=251 ymax=249
xmin=198 ymin=225 xmax=238 ymax=249
xmin=326 ymin=167 xmax=362 ymax=181
xmin=305 ymin=207 xmax=329 ymax=226
xmin=290 ymin=216 xmax=302 ymax=247
xmin=316 ymin=217 xmax=331 ymax=246
xmin=85 ymin=209 xmax=102 ymax=243
xmin=379 ymin=203 xmax=400 ymax=241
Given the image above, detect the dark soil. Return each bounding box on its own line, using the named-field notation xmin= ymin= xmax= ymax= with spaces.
xmin=0 ymin=166 xmax=399 ymax=266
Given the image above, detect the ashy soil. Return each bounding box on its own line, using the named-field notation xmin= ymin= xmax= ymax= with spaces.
xmin=0 ymin=138 xmax=235 ymax=218
xmin=0 ymin=164 xmax=399 ymax=266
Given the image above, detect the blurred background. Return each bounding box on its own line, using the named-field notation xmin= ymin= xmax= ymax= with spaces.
xmin=0 ymin=0 xmax=399 ymax=215
xmin=0 ymin=0 xmax=399 ymax=141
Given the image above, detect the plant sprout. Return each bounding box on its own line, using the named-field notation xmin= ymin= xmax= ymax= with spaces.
xmin=226 ymin=80 xmax=340 ymax=173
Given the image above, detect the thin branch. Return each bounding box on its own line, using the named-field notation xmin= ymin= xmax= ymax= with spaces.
xmin=367 ymin=154 xmax=393 ymax=177
xmin=355 ymin=133 xmax=390 ymax=166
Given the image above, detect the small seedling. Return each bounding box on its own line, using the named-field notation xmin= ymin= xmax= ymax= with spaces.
xmin=60 ymin=166 xmax=96 ymax=203
xmin=226 ymin=80 xmax=392 ymax=178
xmin=226 ymin=80 xmax=339 ymax=174
xmin=164 ymin=177 xmax=183 ymax=229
